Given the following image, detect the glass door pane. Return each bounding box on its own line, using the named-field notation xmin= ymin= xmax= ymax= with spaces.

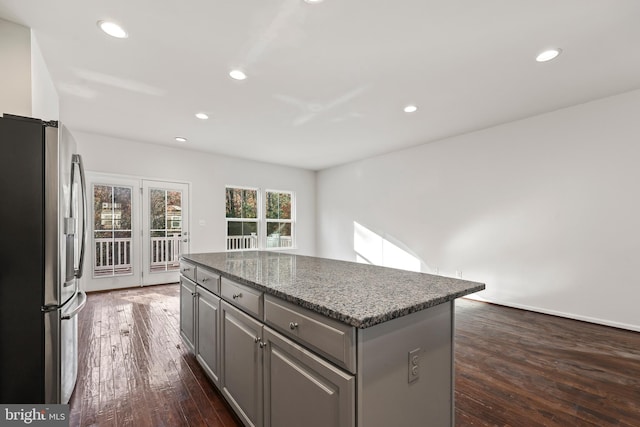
xmin=93 ymin=184 xmax=133 ymax=277
xmin=149 ymin=188 xmax=182 ymax=273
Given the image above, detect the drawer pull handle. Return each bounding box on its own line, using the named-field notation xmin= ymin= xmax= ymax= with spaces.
xmin=289 ymin=322 xmax=299 ymax=330
xmin=182 ymin=267 xmax=191 ymax=272
xmin=201 ymin=277 xmax=209 ymax=282
xmin=232 ymin=293 xmax=242 ymax=299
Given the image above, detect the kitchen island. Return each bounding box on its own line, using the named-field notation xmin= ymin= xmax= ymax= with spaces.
xmin=179 ymin=251 xmax=484 ymax=427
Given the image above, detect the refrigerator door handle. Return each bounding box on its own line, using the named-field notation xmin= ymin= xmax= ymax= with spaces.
xmin=61 ymin=291 xmax=87 ymax=320
xmin=71 ymin=154 xmax=87 ymax=279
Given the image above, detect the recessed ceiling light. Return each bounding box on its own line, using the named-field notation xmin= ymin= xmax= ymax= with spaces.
xmin=175 ymin=137 xmax=187 ymax=142
xmin=404 ymin=105 xmax=418 ymax=113
xmin=229 ymin=69 xmax=247 ymax=80
xmin=97 ymin=20 xmax=128 ymax=39
xmin=536 ymin=48 xmax=562 ymax=62
xmin=304 ymin=0 xmax=324 ymax=4
xmin=195 ymin=113 xmax=209 ymax=120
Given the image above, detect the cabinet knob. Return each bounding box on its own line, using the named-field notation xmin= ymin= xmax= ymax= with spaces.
xmin=183 ymin=267 xmax=190 ymax=272
xmin=254 ymin=336 xmax=260 ymax=344
xmin=289 ymin=322 xmax=299 ymax=330
xmin=232 ymin=293 xmax=242 ymax=299
xmin=259 ymin=341 xmax=267 ymax=349
xmin=201 ymin=277 xmax=209 ymax=282
xmin=191 ymin=292 xmax=197 ymax=297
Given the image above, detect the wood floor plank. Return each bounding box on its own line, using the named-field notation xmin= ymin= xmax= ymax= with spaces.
xmin=69 ymin=285 xmax=640 ymax=426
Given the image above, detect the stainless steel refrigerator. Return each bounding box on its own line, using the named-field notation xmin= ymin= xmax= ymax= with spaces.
xmin=0 ymin=114 xmax=87 ymax=404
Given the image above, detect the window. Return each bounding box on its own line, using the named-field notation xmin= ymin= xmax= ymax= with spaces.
xmin=265 ymin=190 xmax=293 ymax=249
xmin=225 ymin=187 xmax=295 ymax=251
xmin=226 ymin=187 xmax=259 ymax=250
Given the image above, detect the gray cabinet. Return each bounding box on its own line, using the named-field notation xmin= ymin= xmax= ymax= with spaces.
xmin=221 ymin=301 xmax=264 ymax=427
xmin=263 ymin=327 xmax=355 ymax=427
xmin=196 ymin=286 xmax=220 ymax=386
xmin=180 ymin=276 xmax=196 ymax=353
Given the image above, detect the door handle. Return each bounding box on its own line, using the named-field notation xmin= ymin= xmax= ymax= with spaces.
xmin=61 ymin=291 xmax=87 ymax=320
xmin=71 ymin=154 xmax=87 ymax=279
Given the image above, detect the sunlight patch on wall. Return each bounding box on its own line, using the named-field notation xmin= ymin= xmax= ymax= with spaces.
xmin=353 ymin=221 xmax=421 ymax=272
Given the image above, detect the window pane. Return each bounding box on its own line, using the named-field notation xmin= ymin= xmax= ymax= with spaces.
xmin=226 ymin=187 xmax=242 ymax=218
xmin=149 ymin=189 xmax=182 ymax=273
xmin=266 ymin=191 xmax=292 ymax=220
xmin=266 ymin=222 xmax=292 ymax=248
xmin=93 ymin=185 xmax=133 ymax=277
xmin=94 ymin=185 xmax=113 ymax=230
xmin=227 ymin=221 xmax=258 ymax=250
xmin=279 ymin=193 xmax=291 ymax=219
xmin=150 ymin=189 xmax=166 ymax=230
xmin=242 ymin=189 xmax=258 ymax=219
xmin=266 ymin=192 xmax=279 ymax=219
xmin=113 ymin=186 xmax=132 ymax=230
xmin=267 ymin=222 xmax=291 ymax=237
xmin=167 ymin=191 xmax=182 ymax=232
xmin=228 ymin=221 xmax=258 ymax=236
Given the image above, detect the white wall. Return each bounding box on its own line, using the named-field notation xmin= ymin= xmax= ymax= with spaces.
xmin=30 ymin=32 xmax=59 ymax=121
xmin=0 ymin=18 xmax=31 ymax=116
xmin=75 ymin=131 xmax=316 ymax=257
xmin=317 ymin=89 xmax=640 ymax=332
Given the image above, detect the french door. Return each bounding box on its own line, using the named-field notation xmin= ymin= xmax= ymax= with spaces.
xmin=85 ymin=173 xmax=189 ymax=291
xmin=142 ymin=180 xmax=190 ymax=286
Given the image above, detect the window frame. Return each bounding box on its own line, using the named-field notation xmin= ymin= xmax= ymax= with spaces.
xmin=264 ymin=189 xmax=295 ymax=250
xmin=224 ymin=186 xmax=296 ymax=251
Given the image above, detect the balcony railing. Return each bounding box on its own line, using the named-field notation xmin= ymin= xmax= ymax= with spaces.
xmin=94 ymin=234 xmax=293 ymax=276
xmin=93 ymin=234 xmax=182 ymax=277
xmin=150 ymin=234 xmax=182 ymax=271
xmin=226 ymin=234 xmax=293 ymax=251
xmin=94 ymin=237 xmax=132 ymax=276
xmin=227 ymin=235 xmax=258 ymax=251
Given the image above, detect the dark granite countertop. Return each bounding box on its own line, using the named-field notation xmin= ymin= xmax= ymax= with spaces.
xmin=181 ymin=251 xmax=485 ymax=329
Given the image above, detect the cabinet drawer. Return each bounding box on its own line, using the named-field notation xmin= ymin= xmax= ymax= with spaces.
xmin=221 ymin=277 xmax=263 ymax=319
xmin=180 ymin=260 xmax=196 ymax=282
xmin=264 ymin=295 xmax=356 ymax=373
xmin=196 ymin=268 xmax=220 ymax=295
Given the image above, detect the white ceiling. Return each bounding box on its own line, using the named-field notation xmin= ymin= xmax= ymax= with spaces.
xmin=1 ymin=0 xmax=640 ymax=170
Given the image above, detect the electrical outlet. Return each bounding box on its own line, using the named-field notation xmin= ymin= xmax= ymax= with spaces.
xmin=408 ymin=348 xmax=420 ymax=383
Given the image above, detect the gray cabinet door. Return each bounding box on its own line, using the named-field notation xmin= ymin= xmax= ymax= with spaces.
xmin=263 ymin=327 xmax=355 ymax=427
xmin=221 ymin=301 xmax=263 ymax=427
xmin=180 ymin=277 xmax=196 ymax=352
xmin=196 ymin=286 xmax=220 ymax=387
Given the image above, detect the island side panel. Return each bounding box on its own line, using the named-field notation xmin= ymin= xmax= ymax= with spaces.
xmin=357 ymin=301 xmax=454 ymax=427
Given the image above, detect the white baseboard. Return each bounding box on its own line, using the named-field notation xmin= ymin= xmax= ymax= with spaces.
xmin=463 ymin=294 xmax=640 ymax=333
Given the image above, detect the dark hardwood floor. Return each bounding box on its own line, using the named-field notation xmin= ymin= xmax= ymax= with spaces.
xmin=70 ymin=284 xmax=640 ymax=426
